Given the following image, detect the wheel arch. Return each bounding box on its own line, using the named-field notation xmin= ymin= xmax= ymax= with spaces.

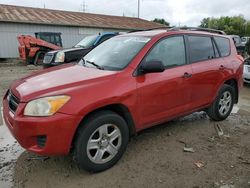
xmin=70 ymin=103 xmax=136 ymax=153
xmin=224 ymin=78 xmax=238 ymax=103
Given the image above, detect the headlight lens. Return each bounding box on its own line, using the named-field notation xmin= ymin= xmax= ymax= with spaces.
xmin=54 ymin=51 xmax=65 ymax=63
xmin=24 ymin=96 xmax=70 ymax=116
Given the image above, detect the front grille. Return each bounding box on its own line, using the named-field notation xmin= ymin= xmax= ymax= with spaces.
xmin=37 ymin=135 xmax=47 ymax=148
xmin=43 ymin=54 xmax=53 ymax=64
xmin=7 ymin=91 xmax=19 ymax=113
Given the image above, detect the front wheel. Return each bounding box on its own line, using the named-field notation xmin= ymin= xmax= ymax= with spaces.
xmin=206 ymin=84 xmax=235 ymax=121
xmin=73 ymin=111 xmax=129 ymax=172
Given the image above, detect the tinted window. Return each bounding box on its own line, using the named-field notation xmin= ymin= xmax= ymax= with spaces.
xmin=97 ymin=35 xmax=114 ymax=45
xmin=55 ymin=35 xmax=62 ymax=46
xmin=39 ymin=35 xmax=50 ymax=43
xmin=188 ymin=36 xmax=215 ymax=62
xmin=145 ymin=36 xmax=186 ymax=68
xmin=214 ymin=37 xmax=230 ymax=57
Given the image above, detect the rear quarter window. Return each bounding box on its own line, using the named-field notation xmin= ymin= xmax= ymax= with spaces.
xmin=214 ymin=37 xmax=230 ymax=57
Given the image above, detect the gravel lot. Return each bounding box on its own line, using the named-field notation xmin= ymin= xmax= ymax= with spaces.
xmin=0 ymin=62 xmax=250 ymax=188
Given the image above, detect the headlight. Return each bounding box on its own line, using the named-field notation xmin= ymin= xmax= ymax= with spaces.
xmin=54 ymin=51 xmax=65 ymax=63
xmin=24 ymin=95 xmax=70 ymax=117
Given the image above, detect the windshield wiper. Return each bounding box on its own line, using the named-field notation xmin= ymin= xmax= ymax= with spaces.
xmin=82 ymin=58 xmax=104 ymax=70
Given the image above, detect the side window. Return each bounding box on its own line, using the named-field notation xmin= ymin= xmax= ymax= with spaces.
xmin=97 ymin=35 xmax=114 ymax=45
xmin=188 ymin=36 xmax=215 ymax=62
xmin=39 ymin=35 xmax=50 ymax=43
xmin=145 ymin=36 xmax=186 ymax=68
xmin=214 ymin=37 xmax=230 ymax=57
xmin=50 ymin=35 xmax=55 ymax=45
xmin=55 ymin=35 xmax=62 ymax=46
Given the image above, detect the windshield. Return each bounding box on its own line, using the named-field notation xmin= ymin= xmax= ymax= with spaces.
xmin=75 ymin=35 xmax=98 ymax=48
xmin=80 ymin=36 xmax=151 ymax=71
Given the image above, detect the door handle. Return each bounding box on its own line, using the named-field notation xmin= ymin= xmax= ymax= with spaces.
xmin=182 ymin=72 xmax=192 ymax=78
xmin=219 ymin=65 xmax=226 ymax=70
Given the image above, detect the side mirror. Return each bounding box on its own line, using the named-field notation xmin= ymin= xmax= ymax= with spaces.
xmin=139 ymin=60 xmax=165 ymax=74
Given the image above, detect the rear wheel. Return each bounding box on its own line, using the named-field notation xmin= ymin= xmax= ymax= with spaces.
xmin=73 ymin=111 xmax=129 ymax=172
xmin=206 ymin=84 xmax=235 ymax=121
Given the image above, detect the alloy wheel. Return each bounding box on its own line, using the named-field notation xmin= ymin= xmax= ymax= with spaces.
xmin=86 ymin=124 xmax=122 ymax=164
xmin=218 ymin=91 xmax=232 ymax=116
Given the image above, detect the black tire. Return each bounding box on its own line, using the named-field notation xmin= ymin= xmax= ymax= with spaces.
xmin=73 ymin=110 xmax=129 ymax=172
xmin=206 ymin=84 xmax=235 ymax=121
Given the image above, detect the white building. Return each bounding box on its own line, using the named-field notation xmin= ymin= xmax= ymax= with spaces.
xmin=0 ymin=4 xmax=162 ymax=58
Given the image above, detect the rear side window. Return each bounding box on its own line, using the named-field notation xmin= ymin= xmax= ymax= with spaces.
xmin=145 ymin=36 xmax=186 ymax=68
xmin=188 ymin=36 xmax=215 ymax=62
xmin=214 ymin=37 xmax=230 ymax=57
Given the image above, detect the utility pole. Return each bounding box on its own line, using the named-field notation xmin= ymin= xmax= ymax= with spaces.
xmin=138 ymin=0 xmax=140 ymax=18
xmin=81 ymin=0 xmax=87 ymax=13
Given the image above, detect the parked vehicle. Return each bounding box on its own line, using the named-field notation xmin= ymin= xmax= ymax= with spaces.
xmin=244 ymin=58 xmax=250 ymax=83
xmin=43 ymin=32 xmax=119 ymax=68
xmin=241 ymin=36 xmax=250 ymax=45
xmin=17 ymin=32 xmax=63 ymax=65
xmin=3 ymin=27 xmax=244 ymax=172
xmin=228 ymin=35 xmax=247 ymax=57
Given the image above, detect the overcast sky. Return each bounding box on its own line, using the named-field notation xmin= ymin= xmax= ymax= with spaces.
xmin=1 ymin=0 xmax=250 ymax=26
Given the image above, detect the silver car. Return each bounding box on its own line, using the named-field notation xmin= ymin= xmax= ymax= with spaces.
xmin=244 ymin=59 xmax=250 ymax=83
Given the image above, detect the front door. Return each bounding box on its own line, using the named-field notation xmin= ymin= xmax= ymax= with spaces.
xmin=136 ymin=35 xmax=193 ymax=129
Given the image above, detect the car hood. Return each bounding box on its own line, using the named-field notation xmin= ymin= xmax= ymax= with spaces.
xmin=47 ymin=47 xmax=87 ymax=54
xmin=11 ymin=64 xmax=118 ymax=102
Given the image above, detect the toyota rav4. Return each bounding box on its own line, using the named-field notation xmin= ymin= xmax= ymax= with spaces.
xmin=3 ymin=27 xmax=244 ymax=172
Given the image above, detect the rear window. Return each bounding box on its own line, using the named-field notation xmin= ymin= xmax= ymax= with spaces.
xmin=188 ymin=36 xmax=215 ymax=62
xmin=214 ymin=37 xmax=230 ymax=57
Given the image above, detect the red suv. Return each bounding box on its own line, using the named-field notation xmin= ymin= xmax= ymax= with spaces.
xmin=3 ymin=27 xmax=244 ymax=172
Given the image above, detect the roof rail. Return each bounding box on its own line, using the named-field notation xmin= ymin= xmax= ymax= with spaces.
xmin=128 ymin=26 xmax=171 ymax=33
xmin=168 ymin=27 xmax=226 ymax=35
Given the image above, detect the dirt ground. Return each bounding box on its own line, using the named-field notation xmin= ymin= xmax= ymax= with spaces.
xmin=0 ymin=62 xmax=250 ymax=188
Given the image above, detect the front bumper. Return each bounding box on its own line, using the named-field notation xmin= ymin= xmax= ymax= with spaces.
xmin=243 ymin=65 xmax=250 ymax=83
xmin=2 ymin=95 xmax=81 ymax=156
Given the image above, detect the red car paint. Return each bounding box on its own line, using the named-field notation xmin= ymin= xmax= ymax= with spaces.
xmin=3 ymin=30 xmax=244 ymax=155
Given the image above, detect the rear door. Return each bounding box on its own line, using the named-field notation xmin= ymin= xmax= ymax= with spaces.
xmin=136 ymin=35 xmax=193 ymax=128
xmin=187 ymin=35 xmax=226 ymax=108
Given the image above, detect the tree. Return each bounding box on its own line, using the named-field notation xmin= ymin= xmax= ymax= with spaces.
xmin=152 ymin=18 xmax=170 ymax=26
xmin=199 ymin=15 xmax=250 ymax=36
xmin=200 ymin=18 xmax=210 ymax=28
